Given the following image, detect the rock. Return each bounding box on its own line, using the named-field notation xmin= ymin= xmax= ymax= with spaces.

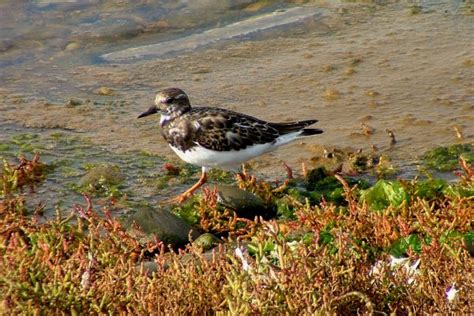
xmin=95 ymin=87 xmax=114 ymax=96
xmin=179 ymin=251 xmax=216 ymax=266
xmin=78 ymin=164 xmax=124 ymax=189
xmin=124 ymin=206 xmax=200 ymax=249
xmin=216 ymin=185 xmax=268 ymax=219
xmin=193 ymin=233 xmax=222 ymax=251
xmin=65 ymin=98 xmax=82 ymax=107
xmin=138 ymin=260 xmax=160 ymax=276
xmin=305 ymin=167 xmax=328 ymax=188
xmin=64 ymin=42 xmax=80 ymax=51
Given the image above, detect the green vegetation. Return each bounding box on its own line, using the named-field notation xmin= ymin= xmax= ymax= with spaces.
xmin=361 ymin=180 xmax=410 ymax=211
xmin=423 ymin=143 xmax=474 ymax=172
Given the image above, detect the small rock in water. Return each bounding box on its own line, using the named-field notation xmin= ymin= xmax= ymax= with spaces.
xmin=78 ymin=164 xmax=124 ymax=189
xmin=65 ymin=42 xmax=80 ymax=51
xmin=344 ymin=67 xmax=356 ymax=75
xmin=95 ymin=87 xmax=114 ymax=96
xmin=65 ymin=98 xmax=82 ymax=107
xmin=366 ymin=90 xmax=380 ymax=97
xmin=244 ymin=1 xmax=270 ymax=12
xmin=0 ymin=39 xmax=14 ymax=52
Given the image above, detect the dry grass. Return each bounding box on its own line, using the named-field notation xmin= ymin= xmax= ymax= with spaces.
xmin=0 ymin=155 xmax=473 ymax=314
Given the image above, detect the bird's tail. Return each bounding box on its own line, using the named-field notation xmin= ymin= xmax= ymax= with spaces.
xmin=299 ymin=128 xmax=324 ymax=136
xmin=270 ymin=119 xmax=323 ymax=136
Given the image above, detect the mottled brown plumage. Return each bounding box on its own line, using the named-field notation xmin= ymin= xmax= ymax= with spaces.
xmin=138 ymin=87 xmax=323 ymax=203
xmin=161 ymin=107 xmax=309 ymax=152
xmin=151 ymin=87 xmax=322 ymax=152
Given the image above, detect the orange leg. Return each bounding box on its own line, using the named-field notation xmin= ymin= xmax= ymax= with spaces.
xmin=166 ymin=170 xmax=207 ymax=204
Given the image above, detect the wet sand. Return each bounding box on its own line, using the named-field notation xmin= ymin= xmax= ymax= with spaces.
xmin=1 ymin=3 xmax=473 ymax=177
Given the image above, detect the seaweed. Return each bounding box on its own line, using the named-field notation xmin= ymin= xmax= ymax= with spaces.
xmin=423 ymin=144 xmax=474 ymax=172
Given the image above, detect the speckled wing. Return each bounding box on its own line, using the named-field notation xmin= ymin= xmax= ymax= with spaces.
xmin=189 ymin=107 xmax=280 ymax=151
xmin=191 ymin=107 xmax=320 ymax=152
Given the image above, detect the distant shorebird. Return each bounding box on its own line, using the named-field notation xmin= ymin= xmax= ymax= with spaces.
xmin=138 ymin=88 xmax=323 ymax=203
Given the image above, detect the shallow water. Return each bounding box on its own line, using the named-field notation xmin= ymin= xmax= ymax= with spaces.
xmin=1 ymin=0 xmax=473 ymax=215
xmin=0 ymin=121 xmax=171 ymax=215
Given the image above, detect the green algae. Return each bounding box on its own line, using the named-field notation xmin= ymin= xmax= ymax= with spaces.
xmin=71 ymin=164 xmax=125 ymax=198
xmin=275 ymin=196 xmax=296 ymax=219
xmin=389 ymin=234 xmax=424 ymax=257
xmin=465 ymin=231 xmax=474 ymax=255
xmin=360 ymin=180 xmax=410 ymax=211
xmin=389 ymin=230 xmax=473 ymax=258
xmin=0 ymin=143 xmax=11 ymax=151
xmin=413 ymin=178 xmax=447 ymax=199
xmin=207 ymin=168 xmax=235 ymax=183
xmin=443 ymin=182 xmax=474 ymax=198
xmin=319 ymin=223 xmax=338 ymax=255
xmin=171 ymin=196 xmax=201 ymax=225
xmin=423 ymin=143 xmax=474 ymax=172
xmin=303 ymin=167 xmax=370 ymax=204
xmin=0 ymin=131 xmax=167 ymax=216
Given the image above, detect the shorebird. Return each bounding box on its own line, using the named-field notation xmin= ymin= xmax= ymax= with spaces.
xmin=138 ymin=88 xmax=323 ymax=203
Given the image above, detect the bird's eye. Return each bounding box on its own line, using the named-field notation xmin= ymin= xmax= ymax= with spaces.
xmin=165 ymin=97 xmax=174 ymax=103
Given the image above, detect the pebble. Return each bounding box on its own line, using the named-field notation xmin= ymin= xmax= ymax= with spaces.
xmin=95 ymin=87 xmax=114 ymax=96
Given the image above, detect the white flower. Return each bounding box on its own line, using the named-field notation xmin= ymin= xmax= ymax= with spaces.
xmin=370 ymin=256 xmax=420 ymax=285
xmin=286 ymin=240 xmax=301 ymax=251
xmin=446 ymin=283 xmax=459 ymax=302
xmin=266 ymin=221 xmax=278 ymax=235
xmin=389 ymin=256 xmax=410 ymax=268
xmin=234 ymin=247 xmax=251 ymax=272
xmin=388 ymin=256 xmax=420 ymax=285
xmin=369 ymin=260 xmax=385 ymax=277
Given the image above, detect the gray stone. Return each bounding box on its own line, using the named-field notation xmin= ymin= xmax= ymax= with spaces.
xmin=124 ymin=206 xmax=200 ymax=248
xmin=216 ymin=185 xmax=267 ymax=219
xmin=193 ymin=233 xmax=222 ymax=251
xmin=78 ymin=164 xmax=124 ymax=188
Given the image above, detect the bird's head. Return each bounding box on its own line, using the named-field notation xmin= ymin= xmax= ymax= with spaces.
xmin=138 ymin=88 xmax=191 ymax=122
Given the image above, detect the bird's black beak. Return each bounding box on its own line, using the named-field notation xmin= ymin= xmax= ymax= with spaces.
xmin=138 ymin=105 xmax=158 ymax=118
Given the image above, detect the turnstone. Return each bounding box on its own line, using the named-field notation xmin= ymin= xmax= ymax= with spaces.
xmin=138 ymin=87 xmax=323 ymax=203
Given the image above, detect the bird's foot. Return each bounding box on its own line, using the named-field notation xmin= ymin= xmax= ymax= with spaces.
xmin=162 ymin=171 xmax=207 ymax=205
xmin=163 ymin=192 xmax=193 ymax=204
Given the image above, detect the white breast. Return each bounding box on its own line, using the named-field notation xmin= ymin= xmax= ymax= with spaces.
xmin=169 ymin=131 xmax=301 ymax=169
xmin=160 ymin=114 xmax=171 ymax=125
